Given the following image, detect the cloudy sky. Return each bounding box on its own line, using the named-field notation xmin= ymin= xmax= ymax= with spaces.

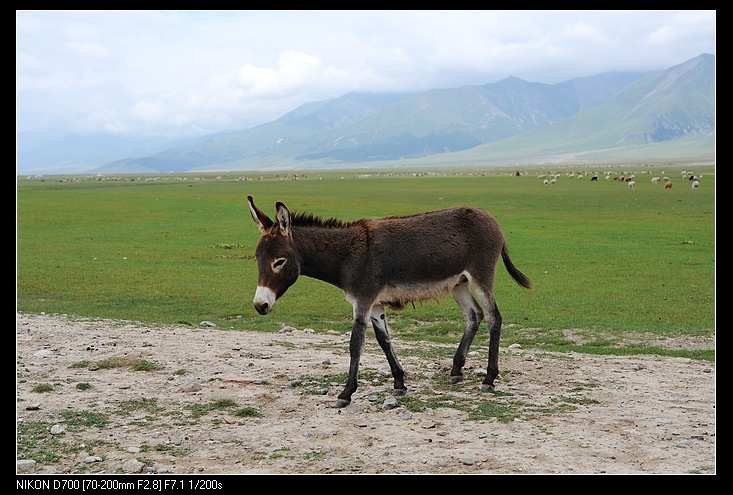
xmin=17 ymin=10 xmax=715 ymax=138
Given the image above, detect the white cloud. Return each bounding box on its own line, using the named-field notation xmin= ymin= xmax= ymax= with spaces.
xmin=66 ymin=41 xmax=110 ymax=58
xmin=16 ymin=10 xmax=716 ymax=137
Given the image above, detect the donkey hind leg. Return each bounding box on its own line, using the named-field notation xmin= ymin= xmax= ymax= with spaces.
xmin=335 ymin=302 xmax=370 ymax=408
xmin=370 ymin=305 xmax=407 ymax=395
xmin=450 ymin=282 xmax=484 ymax=384
xmin=469 ymin=281 xmax=502 ymax=392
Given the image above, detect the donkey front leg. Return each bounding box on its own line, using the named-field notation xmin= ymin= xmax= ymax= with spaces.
xmin=335 ymin=303 xmax=370 ymax=408
xmin=370 ymin=305 xmax=407 ymax=395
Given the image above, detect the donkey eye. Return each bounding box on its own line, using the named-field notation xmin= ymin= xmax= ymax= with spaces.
xmin=271 ymin=258 xmax=287 ymax=271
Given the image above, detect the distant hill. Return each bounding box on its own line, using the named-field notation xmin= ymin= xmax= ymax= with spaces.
xmin=18 ymin=132 xmax=196 ymax=175
xmin=409 ymin=53 xmax=714 ymax=166
xmin=102 ymin=71 xmax=646 ymax=172
xmin=96 ymin=53 xmax=713 ymax=173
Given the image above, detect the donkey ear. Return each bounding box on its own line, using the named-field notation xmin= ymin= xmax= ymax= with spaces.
xmin=275 ymin=201 xmax=291 ymax=237
xmin=246 ymin=195 xmax=273 ymax=233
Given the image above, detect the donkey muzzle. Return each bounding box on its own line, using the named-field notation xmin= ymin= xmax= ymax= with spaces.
xmin=253 ymin=286 xmax=276 ymax=315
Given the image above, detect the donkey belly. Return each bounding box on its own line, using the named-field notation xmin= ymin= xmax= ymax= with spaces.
xmin=376 ymin=272 xmax=468 ymax=306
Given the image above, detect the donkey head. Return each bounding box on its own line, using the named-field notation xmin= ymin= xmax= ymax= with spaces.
xmin=247 ymin=196 xmax=300 ymax=315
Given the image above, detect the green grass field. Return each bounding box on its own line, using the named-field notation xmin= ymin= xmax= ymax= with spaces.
xmin=17 ymin=166 xmax=715 ymax=360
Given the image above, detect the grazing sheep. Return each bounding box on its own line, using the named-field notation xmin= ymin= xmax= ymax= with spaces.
xmin=651 ymin=177 xmax=660 ymax=183
xmin=665 ymin=181 xmax=673 ymax=189
xmin=663 ymin=176 xmax=670 ymax=181
xmin=550 ymin=178 xmax=557 ymax=184
xmin=591 ymin=175 xmax=598 ymax=181
xmin=628 ymin=181 xmax=636 ymax=190
xmin=543 ymin=179 xmax=549 ymax=185
xmin=605 ymin=175 xmax=611 ymax=180
xmin=689 ymin=175 xmax=699 ymax=182
xmin=692 ymin=180 xmax=700 ymax=189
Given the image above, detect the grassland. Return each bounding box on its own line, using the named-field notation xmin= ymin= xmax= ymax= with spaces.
xmin=17 ymin=165 xmax=714 ymax=359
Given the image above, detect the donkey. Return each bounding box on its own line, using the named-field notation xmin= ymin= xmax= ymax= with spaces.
xmin=246 ymin=196 xmax=532 ymax=408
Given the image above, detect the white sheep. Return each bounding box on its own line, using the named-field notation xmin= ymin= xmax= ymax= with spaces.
xmin=550 ymin=178 xmax=557 ymax=184
xmin=692 ymin=180 xmax=700 ymax=189
xmin=651 ymin=177 xmax=660 ymax=183
xmin=543 ymin=179 xmax=549 ymax=185
xmin=628 ymin=181 xmax=636 ymax=190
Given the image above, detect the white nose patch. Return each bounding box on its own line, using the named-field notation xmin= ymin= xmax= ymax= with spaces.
xmin=253 ymin=286 xmax=276 ymax=308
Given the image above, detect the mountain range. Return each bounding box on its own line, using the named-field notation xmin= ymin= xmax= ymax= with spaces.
xmin=20 ymin=54 xmax=714 ymax=174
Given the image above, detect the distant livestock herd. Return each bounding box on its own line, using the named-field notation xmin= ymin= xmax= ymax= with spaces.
xmin=534 ymin=169 xmax=705 ymax=191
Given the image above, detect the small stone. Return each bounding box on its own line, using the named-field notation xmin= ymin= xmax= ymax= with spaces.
xmin=16 ymin=459 xmax=36 ymax=473
xmin=199 ymin=321 xmax=217 ymax=328
xmin=33 ymin=349 xmax=52 ymax=358
xmin=289 ymin=380 xmax=302 ymax=388
xmin=468 ymin=351 xmax=478 ymax=357
xmin=156 ymin=465 xmax=172 ymax=474
xmin=83 ymin=456 xmax=102 ymax=464
xmin=303 ymin=328 xmax=315 ymax=334
xmin=366 ymin=395 xmax=379 ymax=403
xmin=180 ymin=383 xmax=202 ymax=393
xmin=252 ymin=379 xmax=267 ymax=385
xmin=382 ymin=397 xmax=399 ymax=410
xmin=25 ymin=404 xmax=41 ymax=411
xmin=398 ymin=410 xmax=413 ymax=421
xmin=126 ymin=446 xmax=141 ymax=454
xmin=461 ymin=458 xmax=475 ymax=466
xmin=122 ymin=459 xmax=145 ymax=473
xmin=702 ymin=369 xmax=712 ymax=373
xmin=507 ymin=343 xmax=521 ymax=351
xmin=279 ymin=325 xmax=297 ymax=333
xmin=421 ymin=421 xmax=437 ymax=429
xmin=50 ymin=424 xmax=66 ymax=435
xmin=322 ymin=359 xmax=331 ymax=365
xmin=142 ymin=342 xmax=153 ymax=347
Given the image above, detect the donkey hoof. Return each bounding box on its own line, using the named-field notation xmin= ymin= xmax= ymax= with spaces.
xmin=480 ymin=383 xmax=495 ymax=393
xmin=334 ymin=399 xmax=351 ymax=408
xmin=393 ymin=387 xmax=407 ymax=396
xmin=450 ymin=375 xmax=463 ymax=385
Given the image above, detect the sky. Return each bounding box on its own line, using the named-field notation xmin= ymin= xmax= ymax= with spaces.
xmin=17 ymin=10 xmax=716 ymax=138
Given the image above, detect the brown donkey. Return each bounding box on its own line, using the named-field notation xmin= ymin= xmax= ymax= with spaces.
xmin=246 ymin=196 xmax=531 ymax=408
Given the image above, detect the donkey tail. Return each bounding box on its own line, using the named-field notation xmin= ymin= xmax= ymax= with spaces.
xmin=501 ymin=243 xmax=532 ymax=289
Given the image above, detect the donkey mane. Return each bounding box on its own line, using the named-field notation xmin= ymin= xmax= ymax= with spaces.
xmin=290 ymin=208 xmax=454 ymax=229
xmin=290 ymin=211 xmax=361 ymax=229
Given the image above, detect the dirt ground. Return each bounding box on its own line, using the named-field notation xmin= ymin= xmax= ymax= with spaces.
xmin=16 ymin=313 xmax=715 ymax=474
